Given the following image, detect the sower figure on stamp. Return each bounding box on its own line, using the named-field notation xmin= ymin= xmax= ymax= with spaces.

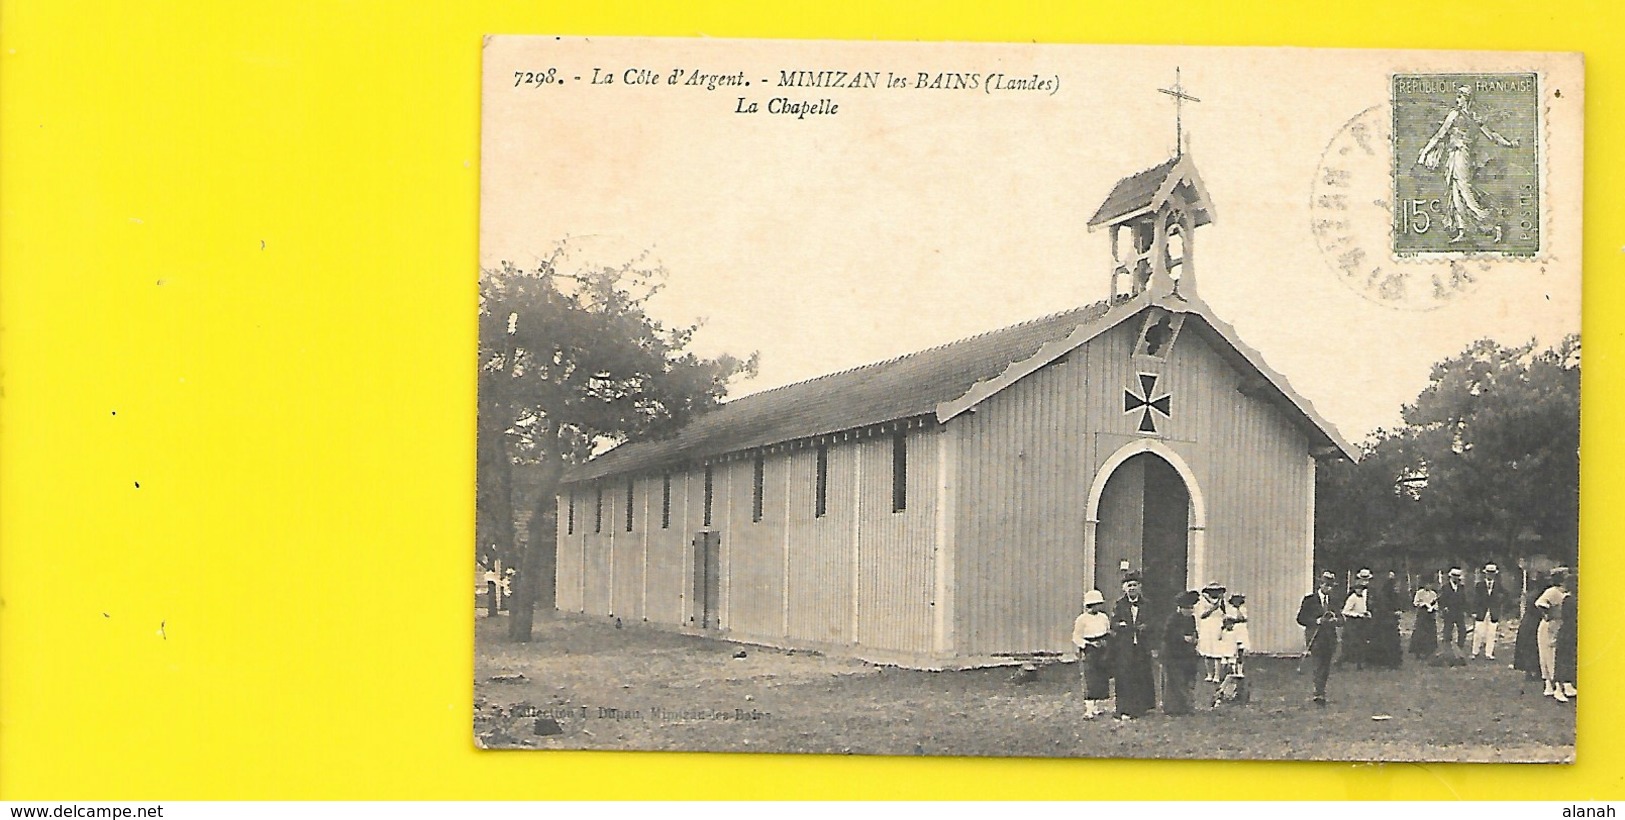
xmin=1110 ymin=572 xmax=1158 ymax=720
xmin=1161 ymin=590 xmax=1202 ymax=716
xmin=1416 ymin=84 xmax=1519 ymax=244
xmin=1071 ymin=589 xmax=1113 ymax=720
xmin=1297 ymin=571 xmax=1344 ymax=705
xmin=1471 ymin=562 xmax=1509 ymax=660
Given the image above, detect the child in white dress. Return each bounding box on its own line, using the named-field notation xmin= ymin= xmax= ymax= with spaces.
xmin=1195 ymin=582 xmax=1232 ymax=683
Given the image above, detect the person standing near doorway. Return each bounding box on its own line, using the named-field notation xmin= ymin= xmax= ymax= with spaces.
xmin=1161 ymin=590 xmax=1202 ymax=716
xmin=1110 ymin=572 xmax=1157 ymax=720
xmin=1071 ymin=589 xmax=1113 ymax=720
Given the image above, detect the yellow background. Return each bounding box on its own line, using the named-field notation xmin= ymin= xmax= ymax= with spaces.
xmin=1 ymin=0 xmax=1619 ymax=800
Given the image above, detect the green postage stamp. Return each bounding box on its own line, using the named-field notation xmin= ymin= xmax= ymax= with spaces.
xmin=1391 ymin=73 xmax=1540 ymax=257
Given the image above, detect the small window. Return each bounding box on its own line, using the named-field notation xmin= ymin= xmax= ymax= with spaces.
xmin=891 ymin=433 xmax=907 ymax=513
xmin=625 ymin=479 xmax=634 ymax=532
xmin=703 ymin=465 xmax=714 ymax=528
xmin=752 ymin=454 xmax=765 ymax=523
xmin=1134 ymin=310 xmax=1184 ymax=360
xmin=567 ymin=491 xmax=575 ymax=535
xmin=594 ymin=486 xmax=603 ymax=534
xmin=661 ymin=474 xmax=672 ymax=529
xmin=814 ymin=444 xmax=828 ymax=518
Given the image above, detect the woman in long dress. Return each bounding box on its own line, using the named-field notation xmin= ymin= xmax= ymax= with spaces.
xmin=1553 ymin=576 xmax=1577 ymax=702
xmin=1371 ymin=574 xmax=1404 ymax=668
xmin=1410 ymin=583 xmax=1439 ymax=659
xmin=1512 ymin=574 xmax=1545 ymax=679
xmin=1535 ymin=568 xmax=1571 ymax=700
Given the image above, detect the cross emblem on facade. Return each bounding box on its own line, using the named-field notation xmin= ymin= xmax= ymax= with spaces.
xmin=1124 ymin=373 xmax=1172 ymax=434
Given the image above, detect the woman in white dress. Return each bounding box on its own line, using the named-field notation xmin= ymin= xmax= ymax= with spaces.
xmin=1224 ymin=593 xmax=1251 ymax=657
xmin=1535 ymin=567 xmax=1572 ymax=701
xmin=1195 ymin=582 xmax=1232 ymax=683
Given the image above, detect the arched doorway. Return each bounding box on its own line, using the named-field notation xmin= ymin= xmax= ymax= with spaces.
xmin=1085 ymin=440 xmax=1205 ymax=614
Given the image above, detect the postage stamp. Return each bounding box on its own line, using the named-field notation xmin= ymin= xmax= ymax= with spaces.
xmin=1390 ymin=73 xmax=1540 ymax=257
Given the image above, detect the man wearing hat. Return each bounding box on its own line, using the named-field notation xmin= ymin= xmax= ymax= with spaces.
xmin=1470 ymin=563 xmax=1509 ymax=660
xmin=1296 ymin=571 xmax=1344 ymax=704
xmin=1438 ymin=567 xmax=1470 ymax=653
xmin=1340 ymin=569 xmax=1375 ymax=670
xmin=1160 ymin=590 xmax=1202 ymax=716
xmin=1071 ymin=590 xmax=1113 ymax=719
xmin=1110 ymin=572 xmax=1157 ymax=720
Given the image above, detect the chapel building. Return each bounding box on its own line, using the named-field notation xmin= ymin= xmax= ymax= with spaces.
xmin=553 ymin=153 xmax=1354 ymax=667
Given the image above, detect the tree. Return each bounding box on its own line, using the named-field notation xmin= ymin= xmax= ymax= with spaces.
xmin=478 ymin=246 xmax=757 ymax=641
xmin=1315 ymin=335 xmax=1580 ymax=581
xmin=1402 ymin=335 xmax=1580 ymax=569
xmin=1314 ymin=428 xmax=1421 ymax=572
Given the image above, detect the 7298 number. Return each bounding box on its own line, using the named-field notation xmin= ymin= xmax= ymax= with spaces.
xmin=514 ymin=69 xmax=559 ymax=87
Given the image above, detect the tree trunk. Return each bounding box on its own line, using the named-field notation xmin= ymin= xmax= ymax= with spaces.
xmin=506 ymin=440 xmax=565 ymax=643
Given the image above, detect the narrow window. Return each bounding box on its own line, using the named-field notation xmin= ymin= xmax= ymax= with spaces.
xmin=625 ymin=479 xmax=634 ymax=532
xmin=567 ymin=491 xmax=575 ymax=535
xmin=661 ymin=474 xmax=672 ymax=529
xmin=752 ymin=453 xmax=765 ymax=523
xmin=814 ymin=444 xmax=828 ymax=518
xmin=703 ymin=465 xmax=714 ymax=527
xmin=891 ymin=432 xmax=907 ymax=513
xmin=594 ymin=485 xmax=603 ymax=533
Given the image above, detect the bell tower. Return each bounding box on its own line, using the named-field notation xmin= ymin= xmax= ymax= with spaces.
xmin=1087 ymin=70 xmax=1215 ymax=302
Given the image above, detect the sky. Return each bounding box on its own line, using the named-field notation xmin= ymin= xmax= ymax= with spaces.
xmin=480 ymin=39 xmax=1582 ymax=443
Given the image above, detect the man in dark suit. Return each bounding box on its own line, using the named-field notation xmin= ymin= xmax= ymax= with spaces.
xmin=1296 ymin=571 xmax=1344 ymax=705
xmin=1470 ymin=562 xmax=1509 ymax=660
xmin=1111 ymin=572 xmax=1157 ymax=720
xmin=1160 ymin=590 xmax=1202 ymax=716
xmin=1438 ymin=566 xmax=1470 ymax=651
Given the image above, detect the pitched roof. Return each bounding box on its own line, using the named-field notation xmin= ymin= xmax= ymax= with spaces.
xmin=563 ymin=300 xmax=1119 ymax=483
xmin=563 ymin=285 xmax=1356 ymax=485
xmin=1086 ymin=154 xmax=1215 ymax=228
xmin=1088 ymin=157 xmax=1181 ymax=226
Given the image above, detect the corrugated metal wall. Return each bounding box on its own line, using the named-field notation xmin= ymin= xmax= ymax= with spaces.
xmin=1164 ymin=333 xmax=1313 ymax=654
xmin=610 ymin=478 xmax=645 ymax=621
xmin=951 ymin=332 xmax=1111 ymax=656
xmin=854 ymin=434 xmax=937 ymax=654
xmin=555 ymin=493 xmax=584 ymax=612
xmin=952 ymin=317 xmax=1316 ymax=656
xmin=555 ymin=427 xmax=939 ymax=659
xmin=723 ymin=456 xmax=787 ymax=641
xmin=643 ymin=472 xmax=689 ymax=625
xmin=584 ymin=488 xmax=613 ymax=616
xmin=784 ymin=446 xmax=855 ymax=645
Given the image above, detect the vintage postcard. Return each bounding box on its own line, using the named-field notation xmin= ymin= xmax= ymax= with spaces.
xmin=476 ymin=37 xmax=1581 ymax=762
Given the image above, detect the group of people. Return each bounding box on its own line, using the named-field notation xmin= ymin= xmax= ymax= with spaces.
xmin=1301 ymin=562 xmax=1579 ymax=705
xmin=1072 ymin=563 xmax=1580 ymax=719
xmin=1070 ymin=572 xmax=1250 ymax=721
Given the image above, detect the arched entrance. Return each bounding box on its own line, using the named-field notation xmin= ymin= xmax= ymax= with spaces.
xmin=1084 ymin=440 xmax=1206 ymax=613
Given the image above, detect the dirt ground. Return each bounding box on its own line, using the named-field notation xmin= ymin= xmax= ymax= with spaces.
xmin=473 ymin=611 xmax=1576 ymax=762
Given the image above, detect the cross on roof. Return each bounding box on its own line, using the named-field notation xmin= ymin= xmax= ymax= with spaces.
xmin=1158 ymin=67 xmax=1201 ymax=157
